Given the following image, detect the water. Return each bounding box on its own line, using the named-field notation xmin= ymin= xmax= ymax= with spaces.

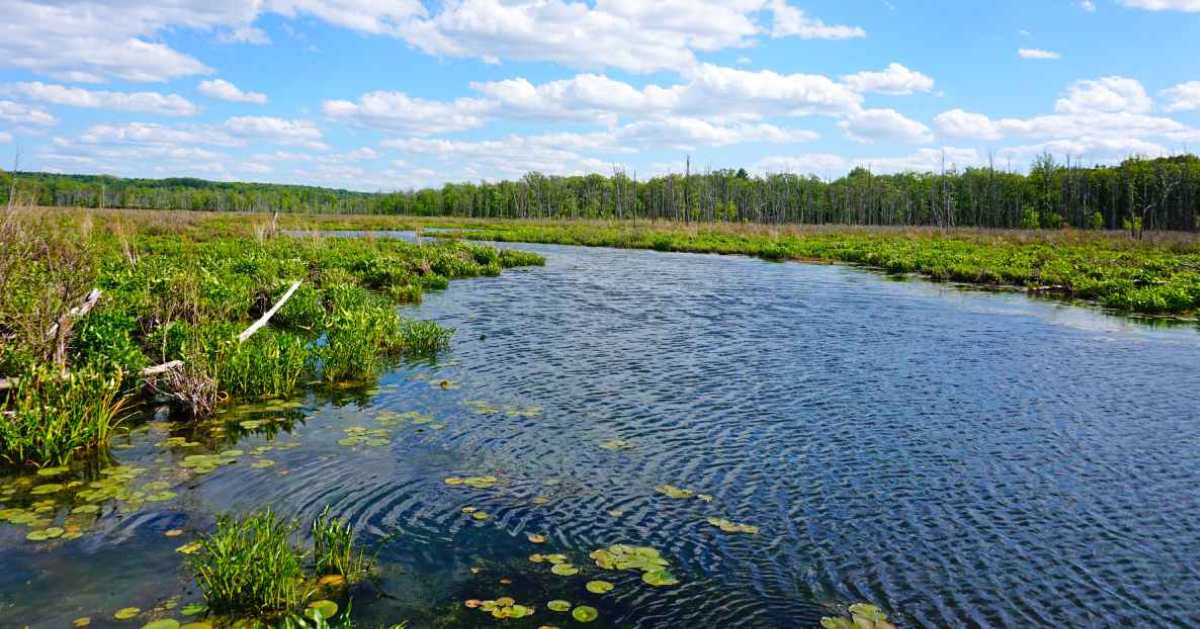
xmin=3 ymin=242 xmax=1200 ymax=628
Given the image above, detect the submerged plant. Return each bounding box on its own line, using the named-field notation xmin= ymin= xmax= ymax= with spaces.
xmin=187 ymin=509 xmax=307 ymax=616
xmin=312 ymin=507 xmax=373 ymax=583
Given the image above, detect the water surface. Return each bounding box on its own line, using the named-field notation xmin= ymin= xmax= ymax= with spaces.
xmin=2 ymin=242 xmax=1199 ymax=628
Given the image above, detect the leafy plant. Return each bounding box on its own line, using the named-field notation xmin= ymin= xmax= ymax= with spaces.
xmin=312 ymin=507 xmax=372 ymax=583
xmin=188 ymin=509 xmax=308 ymax=617
xmin=0 ymin=364 xmax=128 ymax=467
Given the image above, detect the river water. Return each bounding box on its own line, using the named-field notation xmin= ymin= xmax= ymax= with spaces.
xmin=2 ymin=240 xmax=1199 ymax=628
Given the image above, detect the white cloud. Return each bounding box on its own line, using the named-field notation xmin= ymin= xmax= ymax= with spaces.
xmin=769 ymin=0 xmax=865 ymax=39
xmin=323 ymin=91 xmax=490 ymax=134
xmin=0 ymin=100 xmax=56 ymax=127
xmin=8 ymin=82 xmax=197 ymax=116
xmin=754 ymin=153 xmax=847 ymax=174
xmin=264 ymin=0 xmax=425 ymax=36
xmin=615 ymin=117 xmax=818 ymax=149
xmin=78 ymin=122 xmax=240 ymax=148
xmin=839 ymin=108 xmax=933 ymax=144
xmin=199 ymin=79 xmax=268 ymax=104
xmin=1119 ymin=0 xmax=1200 ymax=10
xmin=934 ymin=109 xmax=1004 ymax=141
xmin=1162 ymin=81 xmax=1200 ymax=112
xmin=841 ymin=63 xmax=934 ymax=95
xmin=1018 ymin=48 xmax=1061 ymax=60
xmin=225 ymin=116 xmax=327 ymax=149
xmin=1055 ymin=76 xmax=1152 ymax=114
xmin=0 ymin=131 xmax=11 ymax=144
xmin=218 ymin=25 xmax=271 ymax=45
xmin=400 ymin=0 xmax=864 ymax=73
xmin=382 ymin=133 xmax=613 ymax=180
xmin=0 ymin=0 xmax=223 ymax=82
xmin=1079 ymin=1 xmax=1097 ymax=11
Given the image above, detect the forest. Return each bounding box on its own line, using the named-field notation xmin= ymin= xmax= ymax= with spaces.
xmin=4 ymin=153 xmax=1200 ymax=233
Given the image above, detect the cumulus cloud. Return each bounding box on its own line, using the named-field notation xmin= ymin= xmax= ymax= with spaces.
xmin=754 ymin=147 xmax=979 ymax=176
xmin=0 ymin=100 xmax=56 ymax=127
xmin=839 ymin=108 xmax=933 ymax=144
xmin=199 ymin=79 xmax=268 ymax=104
xmin=1162 ymin=81 xmax=1200 ymax=112
xmin=322 ymin=91 xmax=491 ymax=134
xmin=225 ymin=116 xmax=326 ymax=149
xmin=769 ymin=0 xmax=864 ymax=39
xmin=840 ymin=63 xmax=934 ymax=95
xmin=8 ymin=82 xmax=197 ymax=116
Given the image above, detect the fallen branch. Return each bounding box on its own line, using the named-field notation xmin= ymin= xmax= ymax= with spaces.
xmin=238 ymin=280 xmax=301 ymax=343
xmin=45 ymin=288 xmax=102 ymax=339
xmin=141 ymin=360 xmax=184 ymax=377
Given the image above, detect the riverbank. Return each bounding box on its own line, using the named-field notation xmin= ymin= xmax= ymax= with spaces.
xmin=0 ymin=207 xmax=543 ymax=467
xmin=263 ymin=213 xmax=1200 ymax=317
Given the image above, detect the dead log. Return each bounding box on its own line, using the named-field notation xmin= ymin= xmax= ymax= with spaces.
xmin=238 ymin=280 xmax=301 ymax=343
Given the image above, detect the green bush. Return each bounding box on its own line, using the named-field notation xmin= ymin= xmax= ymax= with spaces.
xmin=188 ymin=509 xmax=307 ymax=616
xmin=1 ymin=365 xmax=128 ymax=467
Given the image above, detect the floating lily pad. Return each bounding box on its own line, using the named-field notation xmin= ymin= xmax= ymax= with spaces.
xmin=544 ymin=553 xmax=568 ymax=564
xmin=471 ymin=511 xmax=490 ymax=521
xmin=599 ymin=439 xmax=632 ymax=451
xmin=654 ymin=484 xmax=694 ymax=499
xmin=142 ymin=481 xmax=172 ymax=492
xmin=251 ymin=459 xmax=275 ymax=469
xmin=527 ymin=533 xmax=547 ymax=544
xmin=72 ymin=618 xmax=91 ymax=628
xmin=550 ymin=563 xmax=580 ymax=576
xmin=114 ymin=607 xmax=140 ymax=620
xmin=641 ymin=569 xmax=679 ymax=587
xmin=547 ymin=600 xmax=572 ymax=612
xmin=30 ymin=483 xmax=64 ymax=495
xmin=145 ymin=491 xmax=177 ymax=502
xmin=705 ymin=516 xmax=759 ymax=535
xmin=142 ymin=620 xmax=180 ymax=629
xmin=72 ymin=504 xmax=101 ymax=515
xmin=175 ymin=541 xmax=202 ymax=555
xmin=37 ymin=465 xmax=71 ymax=477
xmin=180 ymin=622 xmax=214 ymax=629
xmin=179 ymin=603 xmax=207 ymax=617
xmin=305 ymin=600 xmax=338 ymax=620
xmin=529 ymin=553 xmax=546 ymax=563
xmin=571 ymin=606 xmax=599 ymax=623
xmin=585 ymin=580 xmax=614 ymax=594
xmin=26 ymin=527 xmax=64 ymax=541
xmin=318 ymin=574 xmax=346 ymax=588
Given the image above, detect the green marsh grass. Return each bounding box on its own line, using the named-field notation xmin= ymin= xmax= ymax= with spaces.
xmin=312 ymin=506 xmax=372 ymax=583
xmin=0 ymin=365 xmax=128 ymax=467
xmin=188 ymin=509 xmax=308 ymax=617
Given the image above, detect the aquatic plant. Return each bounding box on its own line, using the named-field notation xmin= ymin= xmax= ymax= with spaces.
xmin=312 ymin=507 xmax=373 ymax=583
xmin=820 ymin=603 xmax=896 ymax=629
xmin=187 ymin=509 xmax=307 ymax=616
xmin=589 ymin=544 xmax=679 ymax=587
xmin=1 ymin=364 xmax=128 ymax=467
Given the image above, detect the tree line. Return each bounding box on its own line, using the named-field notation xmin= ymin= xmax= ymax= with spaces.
xmin=5 ymin=153 xmax=1200 ymax=232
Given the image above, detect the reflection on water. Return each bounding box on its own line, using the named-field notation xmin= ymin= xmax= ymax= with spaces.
xmin=3 ymin=242 xmax=1200 ymax=628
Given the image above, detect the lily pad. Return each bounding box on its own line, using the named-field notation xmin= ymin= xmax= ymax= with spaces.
xmin=585 ymin=580 xmax=614 ymax=594
xmin=251 ymin=459 xmax=275 ymax=469
xmin=37 ymin=465 xmax=71 ymax=477
xmin=114 ymin=607 xmax=141 ymax=621
xmin=305 ymin=600 xmax=339 ymax=620
xmin=72 ymin=618 xmax=91 ymax=627
xmin=550 ymin=563 xmax=580 ymax=576
xmin=142 ymin=620 xmax=180 ymax=629
xmin=180 ymin=603 xmax=207 ymax=616
xmin=145 ymin=491 xmax=177 ymax=502
xmin=26 ymin=527 xmax=64 ymax=541
xmin=571 ymin=606 xmax=599 ymax=623
xmin=546 ymin=600 xmax=572 ymax=612
xmin=175 ymin=541 xmax=202 ymax=555
xmin=654 ymin=484 xmax=694 ymax=499
xmin=180 ymin=622 xmax=214 ymax=629
xmin=527 ymin=533 xmax=547 ymax=544
xmin=30 ymin=483 xmax=64 ymax=495
xmin=641 ymin=569 xmax=679 ymax=587
xmin=705 ymin=516 xmax=759 ymax=534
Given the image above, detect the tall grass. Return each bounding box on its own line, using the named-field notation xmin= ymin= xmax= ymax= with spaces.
xmin=188 ymin=509 xmax=308 ymax=617
xmin=0 ymin=365 xmax=128 ymax=467
xmin=312 ymin=506 xmax=372 ymax=583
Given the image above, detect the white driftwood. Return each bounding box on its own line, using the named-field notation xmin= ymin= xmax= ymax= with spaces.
xmin=141 ymin=360 xmax=184 ymax=377
xmin=45 ymin=288 xmax=102 ymax=339
xmin=238 ymin=280 xmax=301 ymax=343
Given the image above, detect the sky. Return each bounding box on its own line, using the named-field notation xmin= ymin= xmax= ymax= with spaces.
xmin=1 ymin=0 xmax=1199 ymax=192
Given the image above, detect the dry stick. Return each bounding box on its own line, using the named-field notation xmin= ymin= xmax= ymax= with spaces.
xmin=44 ymin=288 xmax=102 ymax=340
xmin=237 ymin=280 xmax=301 ymax=343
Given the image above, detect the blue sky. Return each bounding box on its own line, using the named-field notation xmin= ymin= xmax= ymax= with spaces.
xmin=1 ymin=0 xmax=1198 ymax=191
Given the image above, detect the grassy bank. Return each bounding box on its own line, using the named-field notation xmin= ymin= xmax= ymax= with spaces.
xmin=0 ymin=207 xmax=543 ymax=467
xmin=271 ymin=214 xmax=1200 ymax=317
